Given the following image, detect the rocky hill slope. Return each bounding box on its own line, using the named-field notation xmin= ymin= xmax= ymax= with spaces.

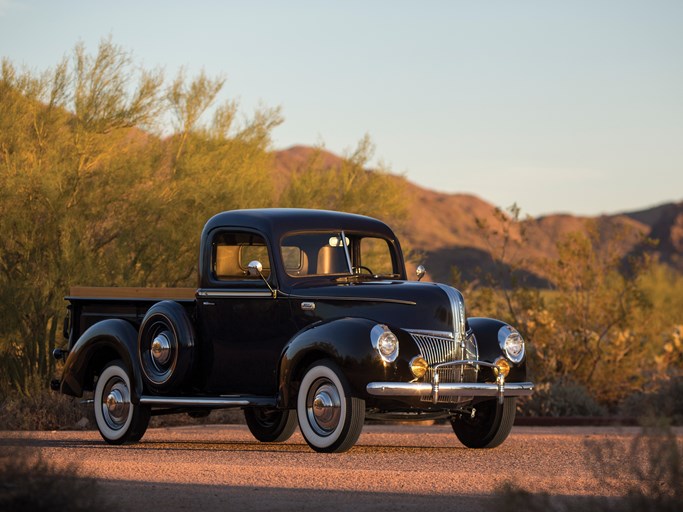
xmin=273 ymin=146 xmax=682 ymax=285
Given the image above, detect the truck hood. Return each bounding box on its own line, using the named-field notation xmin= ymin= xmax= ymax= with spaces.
xmin=287 ymin=279 xmax=466 ymax=335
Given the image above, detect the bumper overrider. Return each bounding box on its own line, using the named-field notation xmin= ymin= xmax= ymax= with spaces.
xmin=366 ymin=360 xmax=534 ymax=404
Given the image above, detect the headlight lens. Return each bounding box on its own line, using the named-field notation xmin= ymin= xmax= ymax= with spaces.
xmin=498 ymin=325 xmax=525 ymax=363
xmin=370 ymin=324 xmax=399 ymax=363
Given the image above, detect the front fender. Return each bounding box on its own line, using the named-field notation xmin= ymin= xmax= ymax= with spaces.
xmin=59 ymin=319 xmax=144 ymax=402
xmin=278 ymin=317 xmax=413 ymax=408
xmin=468 ymin=317 xmax=528 ymax=383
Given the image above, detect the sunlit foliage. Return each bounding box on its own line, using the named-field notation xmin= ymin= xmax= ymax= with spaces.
xmin=462 ymin=205 xmax=683 ymax=406
xmin=0 ymin=39 xmax=408 ymax=397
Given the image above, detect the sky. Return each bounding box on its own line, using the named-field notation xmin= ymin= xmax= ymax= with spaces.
xmin=1 ymin=0 xmax=681 ymax=217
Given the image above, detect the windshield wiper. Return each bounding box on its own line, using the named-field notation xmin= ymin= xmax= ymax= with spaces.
xmin=333 ymin=273 xmax=400 ymax=283
xmin=375 ymin=273 xmax=401 ymax=279
xmin=333 ymin=273 xmax=373 ymax=283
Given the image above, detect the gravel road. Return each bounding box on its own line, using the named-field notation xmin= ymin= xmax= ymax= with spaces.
xmin=3 ymin=424 xmax=680 ymax=511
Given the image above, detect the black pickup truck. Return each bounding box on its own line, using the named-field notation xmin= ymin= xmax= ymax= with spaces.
xmin=53 ymin=208 xmax=533 ymax=452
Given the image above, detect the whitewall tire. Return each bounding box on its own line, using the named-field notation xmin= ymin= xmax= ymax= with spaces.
xmin=94 ymin=360 xmax=150 ymax=445
xmin=297 ymin=360 xmax=364 ymax=453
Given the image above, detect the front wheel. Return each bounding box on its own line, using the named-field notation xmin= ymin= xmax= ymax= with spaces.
xmin=297 ymin=360 xmax=365 ymax=453
xmin=451 ymin=397 xmax=516 ymax=449
xmin=244 ymin=407 xmax=298 ymax=443
xmin=94 ymin=360 xmax=150 ymax=445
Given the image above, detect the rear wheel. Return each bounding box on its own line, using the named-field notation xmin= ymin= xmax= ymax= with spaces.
xmin=451 ymin=397 xmax=516 ymax=448
xmin=94 ymin=360 xmax=150 ymax=445
xmin=244 ymin=407 xmax=298 ymax=443
xmin=297 ymin=360 xmax=365 ymax=453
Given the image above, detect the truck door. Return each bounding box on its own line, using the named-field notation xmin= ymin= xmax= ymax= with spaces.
xmin=197 ymin=230 xmax=297 ymax=396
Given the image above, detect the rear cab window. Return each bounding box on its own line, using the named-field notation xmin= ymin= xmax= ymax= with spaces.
xmin=212 ymin=231 xmax=271 ymax=283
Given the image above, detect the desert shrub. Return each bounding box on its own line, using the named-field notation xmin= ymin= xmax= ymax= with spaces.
xmin=0 ymin=380 xmax=88 ymax=431
xmin=0 ymin=445 xmax=113 ymax=512
xmin=495 ymin=424 xmax=683 ymax=512
xmin=619 ymin=376 xmax=683 ymax=425
xmin=518 ymin=378 xmax=606 ymax=417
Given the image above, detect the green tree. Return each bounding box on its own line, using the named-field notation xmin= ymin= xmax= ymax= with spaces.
xmin=0 ymin=38 xmax=279 ymax=395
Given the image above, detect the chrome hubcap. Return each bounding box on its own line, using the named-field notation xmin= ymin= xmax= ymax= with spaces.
xmin=101 ymin=378 xmax=131 ymax=429
xmin=106 ymin=389 xmax=123 ymax=413
xmin=307 ymin=380 xmax=341 ymax=436
xmin=151 ymin=332 xmax=172 ymax=367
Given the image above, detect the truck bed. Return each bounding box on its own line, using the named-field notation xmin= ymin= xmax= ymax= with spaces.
xmin=66 ymin=287 xmax=196 ymax=349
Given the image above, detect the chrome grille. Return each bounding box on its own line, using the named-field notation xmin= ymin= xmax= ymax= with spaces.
xmin=409 ymin=331 xmax=479 ymax=404
xmin=411 ymin=333 xmax=459 ymax=364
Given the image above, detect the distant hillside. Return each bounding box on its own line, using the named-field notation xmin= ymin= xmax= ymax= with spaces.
xmin=628 ymin=202 xmax=683 ymax=272
xmin=272 ymin=146 xmax=682 ymax=284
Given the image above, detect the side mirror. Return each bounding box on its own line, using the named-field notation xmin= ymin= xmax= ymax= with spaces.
xmin=247 ymin=260 xmax=263 ymax=277
xmin=416 ymin=265 xmax=426 ymax=282
xmin=247 ymin=260 xmax=277 ymax=298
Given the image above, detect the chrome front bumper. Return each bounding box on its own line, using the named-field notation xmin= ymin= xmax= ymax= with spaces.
xmin=366 ymin=360 xmax=534 ymax=404
xmin=366 ymin=381 xmax=534 ymax=402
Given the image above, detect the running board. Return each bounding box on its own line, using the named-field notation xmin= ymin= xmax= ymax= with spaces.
xmin=139 ymin=395 xmax=277 ymax=408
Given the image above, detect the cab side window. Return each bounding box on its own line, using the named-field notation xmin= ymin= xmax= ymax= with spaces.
xmin=213 ymin=232 xmax=270 ymax=281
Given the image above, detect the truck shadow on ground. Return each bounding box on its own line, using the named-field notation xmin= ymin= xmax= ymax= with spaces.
xmin=102 ymin=479 xmax=617 ymax=512
xmin=102 ymin=479 xmax=498 ymax=512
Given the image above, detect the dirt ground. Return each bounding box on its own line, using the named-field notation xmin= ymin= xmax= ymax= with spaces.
xmin=2 ymin=424 xmax=681 ymax=511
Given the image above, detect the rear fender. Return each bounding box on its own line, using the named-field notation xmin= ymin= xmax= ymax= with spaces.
xmin=59 ymin=319 xmax=143 ymax=403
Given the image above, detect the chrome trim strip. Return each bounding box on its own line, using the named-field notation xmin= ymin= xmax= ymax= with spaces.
xmin=288 ymin=295 xmax=416 ymax=306
xmin=436 ymin=284 xmax=467 ymax=341
xmin=197 ymin=290 xmax=273 ymax=298
xmin=405 ymin=329 xmax=454 ymax=339
xmin=366 ymin=382 xmax=534 ymax=397
xmin=139 ymin=396 xmax=277 ymax=407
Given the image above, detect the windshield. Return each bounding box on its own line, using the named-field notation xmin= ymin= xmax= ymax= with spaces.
xmin=281 ymin=231 xmax=398 ymax=278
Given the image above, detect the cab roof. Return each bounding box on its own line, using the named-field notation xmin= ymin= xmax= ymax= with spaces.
xmin=201 ymin=208 xmax=398 ymax=242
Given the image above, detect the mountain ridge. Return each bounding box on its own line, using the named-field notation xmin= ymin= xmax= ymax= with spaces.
xmin=273 ymin=145 xmax=682 ymax=284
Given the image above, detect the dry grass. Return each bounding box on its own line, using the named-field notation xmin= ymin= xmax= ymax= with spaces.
xmin=0 ymin=389 xmax=87 ymax=431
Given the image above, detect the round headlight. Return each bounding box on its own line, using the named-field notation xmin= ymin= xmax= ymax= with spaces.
xmin=370 ymin=324 xmax=399 ymax=363
xmin=498 ymin=325 xmax=525 ymax=363
xmin=378 ymin=332 xmax=398 ymax=356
